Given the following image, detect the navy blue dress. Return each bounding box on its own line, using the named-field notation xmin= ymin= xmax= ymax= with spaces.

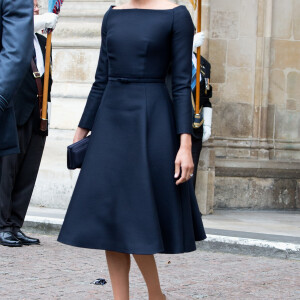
xmin=58 ymin=5 xmax=206 ymax=254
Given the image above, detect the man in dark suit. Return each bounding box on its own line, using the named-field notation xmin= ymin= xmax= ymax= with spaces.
xmin=0 ymin=0 xmax=57 ymax=247
xmin=0 ymin=0 xmax=33 ymax=157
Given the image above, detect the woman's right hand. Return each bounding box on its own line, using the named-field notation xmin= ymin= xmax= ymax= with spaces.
xmin=73 ymin=127 xmax=89 ymax=144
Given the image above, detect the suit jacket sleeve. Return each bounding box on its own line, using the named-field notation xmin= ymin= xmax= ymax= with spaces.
xmin=0 ymin=0 xmax=33 ymax=115
xmin=78 ymin=9 xmax=110 ymax=130
xmin=171 ymin=7 xmax=194 ymax=135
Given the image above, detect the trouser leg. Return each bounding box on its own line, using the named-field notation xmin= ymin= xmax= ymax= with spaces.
xmin=10 ymin=131 xmax=46 ymax=231
xmin=0 ymin=111 xmax=46 ymax=232
xmin=0 ymin=132 xmax=27 ymax=232
xmin=191 ymin=134 xmax=203 ymax=189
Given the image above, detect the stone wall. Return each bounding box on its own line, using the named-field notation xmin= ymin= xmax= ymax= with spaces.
xmin=204 ymin=0 xmax=300 ymax=209
xmin=32 ymin=0 xmax=300 ymax=212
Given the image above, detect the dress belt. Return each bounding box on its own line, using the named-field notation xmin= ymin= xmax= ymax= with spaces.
xmin=108 ymin=76 xmax=165 ymax=83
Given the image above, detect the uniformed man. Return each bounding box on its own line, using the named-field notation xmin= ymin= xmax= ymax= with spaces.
xmin=0 ymin=0 xmax=57 ymax=247
xmin=191 ymin=31 xmax=213 ymax=188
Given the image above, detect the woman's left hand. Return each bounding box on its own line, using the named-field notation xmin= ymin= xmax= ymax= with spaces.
xmin=174 ymin=134 xmax=194 ymax=185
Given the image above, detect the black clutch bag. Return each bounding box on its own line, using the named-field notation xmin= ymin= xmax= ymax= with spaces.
xmin=67 ymin=136 xmax=90 ymax=170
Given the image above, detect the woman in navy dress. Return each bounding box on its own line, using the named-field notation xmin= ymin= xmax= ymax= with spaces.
xmin=58 ymin=1 xmax=206 ymax=299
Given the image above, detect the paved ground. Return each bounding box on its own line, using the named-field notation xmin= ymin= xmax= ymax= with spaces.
xmin=1 ymin=234 xmax=300 ymax=300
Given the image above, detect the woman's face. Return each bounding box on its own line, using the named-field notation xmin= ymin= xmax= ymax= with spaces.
xmin=34 ymin=0 xmax=40 ymax=15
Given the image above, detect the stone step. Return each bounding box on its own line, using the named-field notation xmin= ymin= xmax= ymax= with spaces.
xmin=51 ymin=46 xmax=100 ymax=86
xmin=53 ymin=22 xmax=102 ymax=41
xmin=58 ymin=1 xmax=110 ymax=18
xmin=41 ymin=1 xmax=112 ymax=47
xmin=52 ymin=39 xmax=101 ymax=48
xmin=49 ymin=97 xmax=86 ymax=130
xmin=51 ymin=83 xmax=92 ymax=99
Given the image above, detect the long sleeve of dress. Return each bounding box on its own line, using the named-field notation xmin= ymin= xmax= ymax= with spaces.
xmin=79 ymin=10 xmax=110 ymax=130
xmin=0 ymin=0 xmax=33 ymax=114
xmin=171 ymin=7 xmax=194 ymax=135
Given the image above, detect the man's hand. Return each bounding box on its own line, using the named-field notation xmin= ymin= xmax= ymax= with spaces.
xmin=34 ymin=13 xmax=58 ymax=32
xmin=193 ymin=32 xmax=205 ymax=50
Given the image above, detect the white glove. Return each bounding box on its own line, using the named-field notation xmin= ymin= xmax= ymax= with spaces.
xmin=202 ymin=107 xmax=212 ymax=142
xmin=193 ymin=32 xmax=205 ymax=51
xmin=34 ymin=13 xmax=58 ymax=33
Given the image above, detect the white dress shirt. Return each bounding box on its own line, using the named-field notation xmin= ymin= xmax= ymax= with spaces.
xmin=33 ymin=34 xmax=45 ymax=76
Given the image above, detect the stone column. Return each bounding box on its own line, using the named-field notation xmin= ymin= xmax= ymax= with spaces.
xmin=253 ymin=0 xmax=273 ymax=160
xmin=195 ymin=147 xmax=215 ymax=215
xmin=191 ymin=0 xmax=215 ymax=215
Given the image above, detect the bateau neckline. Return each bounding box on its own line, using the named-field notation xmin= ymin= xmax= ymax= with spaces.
xmin=110 ymin=4 xmax=184 ymax=11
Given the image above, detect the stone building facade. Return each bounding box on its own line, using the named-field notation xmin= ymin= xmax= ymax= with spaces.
xmin=33 ymin=0 xmax=300 ymax=213
xmin=205 ymin=0 xmax=300 ymax=211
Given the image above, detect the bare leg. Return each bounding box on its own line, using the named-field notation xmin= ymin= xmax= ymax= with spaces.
xmin=133 ymin=254 xmax=166 ymax=300
xmin=106 ymin=250 xmax=131 ymax=300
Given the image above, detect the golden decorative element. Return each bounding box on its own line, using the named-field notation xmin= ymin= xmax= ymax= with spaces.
xmin=189 ymin=0 xmax=197 ymax=10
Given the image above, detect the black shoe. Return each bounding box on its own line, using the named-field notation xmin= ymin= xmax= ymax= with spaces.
xmin=0 ymin=231 xmax=23 ymax=247
xmin=14 ymin=230 xmax=40 ymax=245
